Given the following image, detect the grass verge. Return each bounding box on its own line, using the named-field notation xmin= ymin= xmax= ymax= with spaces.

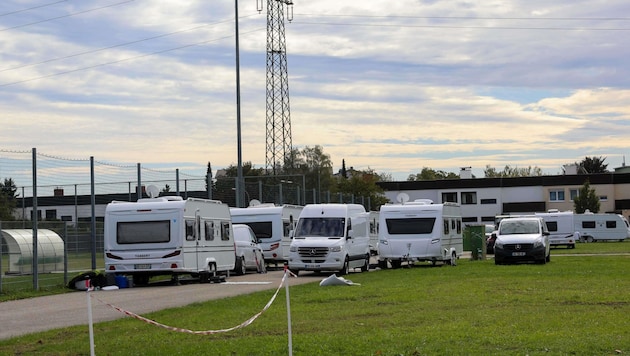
xmin=0 ymin=251 xmax=629 ymax=355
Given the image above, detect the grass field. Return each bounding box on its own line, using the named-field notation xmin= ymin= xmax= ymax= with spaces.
xmin=0 ymin=243 xmax=628 ymax=355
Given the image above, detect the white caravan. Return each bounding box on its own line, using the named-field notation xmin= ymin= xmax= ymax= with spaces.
xmin=574 ymin=213 xmax=630 ymax=242
xmin=377 ymin=200 xmax=463 ymax=268
xmin=230 ymin=204 xmax=303 ymax=265
xmin=104 ymin=196 xmax=235 ymax=285
xmin=368 ymin=211 xmax=380 ymax=255
xmin=534 ymin=211 xmax=579 ymax=249
xmin=288 ymin=204 xmax=371 ymax=275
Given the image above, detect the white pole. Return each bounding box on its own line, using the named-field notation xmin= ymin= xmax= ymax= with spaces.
xmin=284 ymin=264 xmax=293 ymax=356
xmin=87 ymin=283 xmax=95 ymax=356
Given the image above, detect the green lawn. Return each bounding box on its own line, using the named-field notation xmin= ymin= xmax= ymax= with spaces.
xmin=1 ymin=245 xmax=629 ymax=355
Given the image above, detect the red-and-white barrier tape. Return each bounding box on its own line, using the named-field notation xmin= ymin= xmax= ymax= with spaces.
xmin=90 ymin=272 xmax=288 ymax=335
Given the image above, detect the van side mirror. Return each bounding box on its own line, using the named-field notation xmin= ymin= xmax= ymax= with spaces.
xmin=543 ymin=231 xmax=550 ymax=236
xmin=346 ymin=229 xmax=354 ymax=239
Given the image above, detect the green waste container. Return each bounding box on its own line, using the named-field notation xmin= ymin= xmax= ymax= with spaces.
xmin=463 ymin=225 xmax=487 ymax=260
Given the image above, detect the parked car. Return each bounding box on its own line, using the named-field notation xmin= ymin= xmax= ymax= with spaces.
xmin=493 ymin=217 xmax=551 ymax=265
xmin=233 ymin=224 xmax=266 ymax=275
xmin=485 ymin=224 xmax=496 ymax=254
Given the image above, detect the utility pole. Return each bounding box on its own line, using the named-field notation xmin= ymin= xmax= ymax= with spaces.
xmin=259 ymin=0 xmax=294 ymax=175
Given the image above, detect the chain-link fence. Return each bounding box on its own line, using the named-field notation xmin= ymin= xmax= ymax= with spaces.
xmin=0 ymin=148 xmax=374 ymax=293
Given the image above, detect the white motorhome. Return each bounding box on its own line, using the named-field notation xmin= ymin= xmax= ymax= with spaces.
xmin=104 ymin=196 xmax=235 ymax=285
xmin=288 ymin=204 xmax=371 ymax=275
xmin=368 ymin=211 xmax=380 ymax=255
xmin=534 ymin=211 xmax=579 ymax=249
xmin=377 ymin=200 xmax=463 ymax=268
xmin=230 ymin=204 xmax=303 ymax=265
xmin=574 ymin=213 xmax=630 ymax=242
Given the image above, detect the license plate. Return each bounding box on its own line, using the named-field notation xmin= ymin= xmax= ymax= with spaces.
xmin=512 ymin=252 xmax=526 ymax=257
xmin=304 ymin=264 xmax=320 ymax=269
xmin=134 ymin=264 xmax=151 ymax=269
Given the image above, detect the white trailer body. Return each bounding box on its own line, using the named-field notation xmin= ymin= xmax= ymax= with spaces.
xmin=368 ymin=211 xmax=380 ymax=255
xmin=534 ymin=211 xmax=578 ymax=248
xmin=378 ymin=200 xmax=463 ymax=268
xmin=230 ymin=204 xmax=302 ymax=263
xmin=574 ymin=213 xmax=630 ymax=242
xmin=288 ymin=204 xmax=371 ymax=275
xmin=104 ymin=197 xmax=235 ymax=284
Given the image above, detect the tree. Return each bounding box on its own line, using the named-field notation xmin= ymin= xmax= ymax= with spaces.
xmin=0 ymin=178 xmax=18 ymax=221
xmin=340 ymin=159 xmax=347 ymax=179
xmin=407 ymin=167 xmax=458 ymax=181
xmin=223 ymin=161 xmax=266 ymax=177
xmin=576 ymin=156 xmax=608 ymax=174
xmin=484 ymin=165 xmax=543 ymax=178
xmin=335 ymin=167 xmax=389 ymax=210
xmin=573 ymin=179 xmax=600 ymax=213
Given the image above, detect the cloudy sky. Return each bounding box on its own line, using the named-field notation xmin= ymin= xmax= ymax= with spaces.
xmin=2 ymin=0 xmax=630 ymax=181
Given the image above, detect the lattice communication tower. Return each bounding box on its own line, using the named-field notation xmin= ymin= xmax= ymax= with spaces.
xmin=261 ymin=0 xmax=294 ymax=174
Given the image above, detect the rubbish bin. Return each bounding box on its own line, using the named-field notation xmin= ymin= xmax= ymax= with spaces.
xmin=463 ymin=225 xmax=486 ymax=260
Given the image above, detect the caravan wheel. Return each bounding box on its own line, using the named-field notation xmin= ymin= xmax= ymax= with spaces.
xmin=361 ymin=254 xmax=370 ymax=272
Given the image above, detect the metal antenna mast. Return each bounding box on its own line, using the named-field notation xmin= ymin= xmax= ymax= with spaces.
xmin=260 ymin=0 xmax=294 ymax=175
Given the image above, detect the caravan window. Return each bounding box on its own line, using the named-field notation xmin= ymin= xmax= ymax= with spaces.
xmin=283 ymin=221 xmax=292 ymax=237
xmin=606 ymin=220 xmax=617 ymax=229
xmin=185 ymin=220 xmax=195 ymax=241
xmin=546 ymin=221 xmax=558 ymax=232
xmin=385 ymin=218 xmax=436 ymax=235
xmin=582 ymin=221 xmax=596 ymax=229
xmin=221 ymin=222 xmax=231 ymax=241
xmin=457 ymin=219 xmax=462 ymax=234
xmin=444 ymin=219 xmax=450 ymax=234
xmin=204 ymin=221 xmax=215 ymax=241
xmin=117 ymin=220 xmax=170 ymax=244
xmin=244 ymin=221 xmax=273 ymax=239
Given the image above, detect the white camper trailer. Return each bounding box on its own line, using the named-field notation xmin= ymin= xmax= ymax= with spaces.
xmin=104 ymin=196 xmax=235 ymax=285
xmin=377 ymin=200 xmax=463 ymax=268
xmin=230 ymin=204 xmax=302 ymax=265
xmin=574 ymin=213 xmax=630 ymax=242
xmin=288 ymin=204 xmax=371 ymax=275
xmin=534 ymin=211 xmax=578 ymax=249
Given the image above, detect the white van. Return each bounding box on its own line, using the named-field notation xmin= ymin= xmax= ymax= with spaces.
xmin=368 ymin=211 xmax=380 ymax=255
xmin=288 ymin=204 xmax=371 ymax=275
xmin=230 ymin=204 xmax=302 ymax=265
xmin=574 ymin=213 xmax=630 ymax=242
xmin=377 ymin=200 xmax=463 ymax=268
xmin=104 ymin=196 xmax=235 ymax=285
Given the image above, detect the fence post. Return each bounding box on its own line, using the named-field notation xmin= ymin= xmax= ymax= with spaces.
xmin=136 ymin=163 xmax=142 ymax=200
xmin=64 ymin=222 xmax=68 ymax=287
xmin=90 ymin=157 xmax=96 ymax=270
xmin=32 ymin=147 xmax=39 ymax=291
xmin=1 ymin=220 xmax=3 ymax=294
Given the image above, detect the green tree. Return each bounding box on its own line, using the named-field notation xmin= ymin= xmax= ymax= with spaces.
xmin=0 ymin=178 xmax=18 ymax=221
xmin=484 ymin=165 xmax=543 ymax=178
xmin=223 ymin=161 xmax=266 ymax=177
xmin=336 ymin=167 xmax=388 ymax=211
xmin=407 ymin=167 xmax=458 ymax=181
xmin=576 ymin=156 xmax=608 ymax=174
xmin=573 ymin=179 xmax=600 ymax=213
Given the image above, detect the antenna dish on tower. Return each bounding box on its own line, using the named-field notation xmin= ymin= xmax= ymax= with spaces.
xmin=396 ymin=193 xmax=410 ymax=204
xmin=146 ymin=185 xmax=159 ymax=198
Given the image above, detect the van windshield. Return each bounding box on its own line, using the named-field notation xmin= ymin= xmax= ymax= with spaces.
xmin=295 ymin=217 xmax=345 ymax=237
xmin=500 ymin=220 xmax=540 ymax=235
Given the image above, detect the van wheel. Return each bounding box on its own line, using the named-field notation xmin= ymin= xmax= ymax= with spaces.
xmin=234 ymin=256 xmax=246 ymax=275
xmin=361 ymin=254 xmax=370 ymax=272
xmin=586 ymin=236 xmax=594 ymax=243
xmin=340 ymin=257 xmax=350 ymax=275
xmin=378 ymin=259 xmax=388 ymax=269
xmin=391 ymin=259 xmax=402 ymax=269
xmin=546 ymin=253 xmax=551 ymax=263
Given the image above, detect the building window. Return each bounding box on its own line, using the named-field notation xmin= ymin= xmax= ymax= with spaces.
xmin=480 ymin=199 xmax=497 ymax=204
xmin=442 ymin=192 xmax=458 ymax=203
xmin=461 ymin=192 xmax=477 ymax=205
xmin=599 ymin=195 xmax=608 ymax=201
xmin=462 ymin=217 xmax=478 ymax=223
xmin=45 ymin=209 xmax=57 ymax=220
xmin=570 ymin=189 xmax=579 ymax=201
xmin=549 ymin=190 xmax=565 ymax=201
xmin=481 ymin=216 xmax=495 ymax=222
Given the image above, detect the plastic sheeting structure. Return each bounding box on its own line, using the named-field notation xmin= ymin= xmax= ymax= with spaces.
xmin=1 ymin=229 xmax=65 ymax=274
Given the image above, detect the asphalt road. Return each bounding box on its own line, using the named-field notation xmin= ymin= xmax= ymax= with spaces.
xmin=0 ymin=269 xmax=323 ymax=341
